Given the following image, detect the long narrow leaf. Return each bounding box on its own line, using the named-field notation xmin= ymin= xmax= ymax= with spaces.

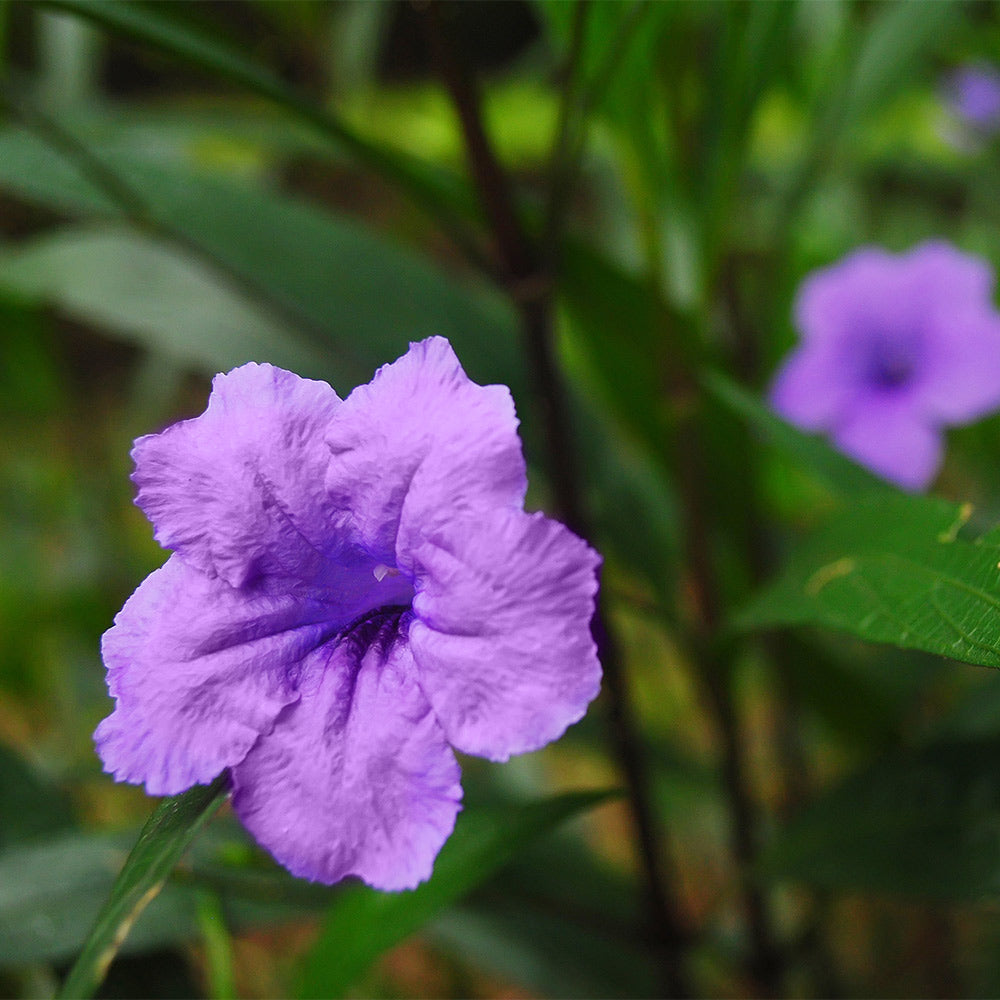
xmin=703 ymin=369 xmax=887 ymax=496
xmin=0 ymin=132 xmax=517 ymax=395
xmin=58 ymin=775 xmax=229 ymax=999
xmin=778 ymin=0 xmax=960 ymax=226
xmin=35 ymin=0 xmax=476 ymax=235
xmin=0 ymin=226 xmax=329 ymax=378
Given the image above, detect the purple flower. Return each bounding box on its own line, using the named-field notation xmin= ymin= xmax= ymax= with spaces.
xmin=945 ymin=64 xmax=1000 ymax=133
xmin=96 ymin=338 xmax=601 ymax=890
xmin=769 ymin=242 xmax=1000 ymax=491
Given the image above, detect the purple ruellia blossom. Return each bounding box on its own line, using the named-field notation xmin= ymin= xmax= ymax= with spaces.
xmin=945 ymin=64 xmax=1000 ymax=132
xmin=769 ymin=242 xmax=1000 ymax=491
xmin=96 ymin=338 xmax=601 ymax=890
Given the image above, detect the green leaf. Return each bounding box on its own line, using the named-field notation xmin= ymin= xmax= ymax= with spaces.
xmin=0 ymin=129 xmax=518 ymax=394
xmin=35 ymin=0 xmax=474 ymax=231
xmin=702 ymin=370 xmax=887 ymax=496
xmin=40 ymin=0 xmax=300 ymax=104
xmin=778 ymin=0 xmax=961 ymax=224
xmin=536 ymin=0 xmax=665 ymax=124
xmin=296 ymin=790 xmax=618 ymax=999
xmin=560 ymin=241 xmax=670 ymax=452
xmin=58 ymin=776 xmax=228 ymax=1000
xmin=0 ymin=831 xmax=193 ymax=967
xmin=556 ymin=242 xmax=689 ymax=604
xmin=0 ymin=825 xmax=330 ymax=969
xmin=429 ymin=901 xmax=656 ymax=999
xmin=570 ymin=388 xmax=679 ymax=602
xmin=424 ymin=825 xmax=657 ymax=997
xmin=778 ymin=634 xmax=943 ymax=746
xmin=734 ymin=493 xmax=1000 ymax=669
xmin=760 ymin=738 xmax=1000 ymax=901
xmin=697 ymin=2 xmax=796 ymax=271
xmin=841 ymin=0 xmax=959 ymax=126
xmin=195 ymin=890 xmax=235 ymax=1000
xmin=0 ymin=123 xmax=677 ymax=596
xmin=540 ymin=0 xmax=672 ymax=169
xmin=0 ymin=225 xmax=330 ymax=378
xmin=0 ymin=741 xmax=74 ymax=849
xmin=0 ymin=125 xmax=676 ymax=597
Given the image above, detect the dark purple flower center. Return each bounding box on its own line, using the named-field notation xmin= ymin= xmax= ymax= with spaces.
xmin=866 ymin=337 xmax=917 ymax=390
xmin=339 ymin=603 xmax=413 ymax=660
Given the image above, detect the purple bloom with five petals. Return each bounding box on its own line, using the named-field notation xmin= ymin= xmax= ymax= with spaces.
xmin=945 ymin=64 xmax=1000 ymax=133
xmin=769 ymin=241 xmax=1000 ymax=491
xmin=96 ymin=337 xmax=602 ymax=890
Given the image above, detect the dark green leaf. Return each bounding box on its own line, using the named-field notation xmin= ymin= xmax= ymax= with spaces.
xmin=40 ymin=0 xmax=301 ymax=105
xmin=35 ymin=0 xmax=475 ymax=232
xmin=734 ymin=493 xmax=1000 ymax=669
xmin=0 ymin=823 xmax=330 ymax=969
xmin=58 ymin=776 xmax=228 ymax=999
xmin=536 ymin=0 xmax=665 ymax=123
xmin=430 ymin=901 xmax=656 ymax=999
xmin=760 ymin=738 xmax=1000 ymax=901
xmin=0 ymin=741 xmax=74 ymax=849
xmin=560 ymin=241 xmax=670 ymax=452
xmin=841 ymin=1 xmax=959 ymax=126
xmin=378 ymin=784 xmax=656 ymax=999
xmin=778 ymin=0 xmax=961 ymax=225
xmin=778 ymin=634 xmax=943 ymax=746
xmin=539 ymin=0 xmax=673 ymax=182
xmin=572 ymin=392 xmax=679 ymax=602
xmin=698 ymin=2 xmax=795 ymax=268
xmin=703 ymin=370 xmax=886 ymax=496
xmin=426 ymin=821 xmax=655 ymax=998
xmin=0 ymin=831 xmax=195 ymax=967
xmin=0 ymin=225 xmax=329 ymax=378
xmin=296 ymin=790 xmax=618 ymax=999
xmin=0 ymin=129 xmax=518 ymax=394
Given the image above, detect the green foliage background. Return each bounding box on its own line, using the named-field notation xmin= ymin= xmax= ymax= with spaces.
xmin=4 ymin=1 xmax=1000 ymax=997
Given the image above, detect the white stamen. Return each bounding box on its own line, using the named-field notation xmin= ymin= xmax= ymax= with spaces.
xmin=373 ymin=563 xmax=398 ymax=582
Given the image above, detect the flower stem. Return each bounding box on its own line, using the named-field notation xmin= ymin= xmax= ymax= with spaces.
xmin=659 ymin=272 xmax=785 ymax=993
xmin=423 ymin=5 xmax=691 ymax=996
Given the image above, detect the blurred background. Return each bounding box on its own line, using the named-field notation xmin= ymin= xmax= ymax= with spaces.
xmin=5 ymin=1 xmax=1000 ymax=997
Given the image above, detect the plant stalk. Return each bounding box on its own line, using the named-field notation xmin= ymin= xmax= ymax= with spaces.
xmin=423 ymin=4 xmax=692 ymax=995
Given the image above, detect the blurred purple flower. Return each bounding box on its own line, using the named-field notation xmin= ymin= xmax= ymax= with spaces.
xmin=770 ymin=242 xmax=1000 ymax=490
xmin=945 ymin=64 xmax=1000 ymax=133
xmin=96 ymin=337 xmax=601 ymax=890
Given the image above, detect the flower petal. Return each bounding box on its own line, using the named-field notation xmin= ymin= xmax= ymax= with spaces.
xmin=947 ymin=65 xmax=1000 ymax=130
xmin=408 ymin=509 xmax=601 ymax=762
xmin=793 ymin=247 xmax=902 ymax=346
xmin=96 ymin=555 xmax=338 ymax=796
xmin=133 ymin=363 xmax=342 ymax=589
xmin=778 ymin=241 xmax=1000 ymax=454
xmin=324 ymin=337 xmax=527 ymax=567
xmin=914 ymin=308 xmax=1000 ymax=424
xmin=769 ymin=340 xmax=861 ymax=431
xmin=793 ymin=241 xmax=995 ymax=358
xmin=832 ymin=397 xmax=943 ymax=491
xmin=231 ymin=633 xmax=462 ymax=890
xmin=903 ymin=240 xmax=995 ymax=314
